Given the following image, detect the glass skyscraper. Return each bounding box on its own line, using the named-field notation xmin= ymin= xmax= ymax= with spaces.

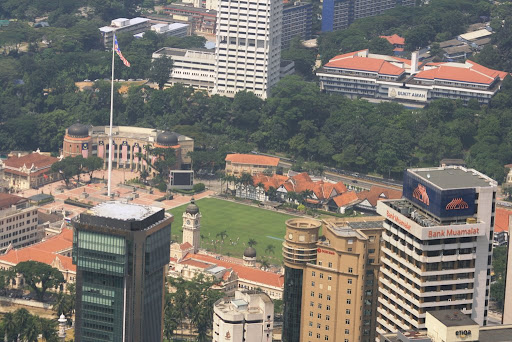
xmin=72 ymin=202 xmax=172 ymax=342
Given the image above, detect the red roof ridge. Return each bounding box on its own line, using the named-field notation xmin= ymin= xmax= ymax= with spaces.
xmin=225 ymin=154 xmax=279 ymax=167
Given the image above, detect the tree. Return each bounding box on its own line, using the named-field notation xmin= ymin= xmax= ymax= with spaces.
xmin=247 ymin=238 xmax=257 ymax=247
xmin=15 ymin=261 xmax=64 ymax=302
xmin=84 ymin=156 xmax=103 ymax=183
xmin=148 ymin=56 xmax=173 ymax=90
xmin=38 ymin=317 xmax=58 ymax=342
xmin=3 ymin=312 xmax=16 ymax=342
xmin=265 ymin=244 xmax=275 ymax=254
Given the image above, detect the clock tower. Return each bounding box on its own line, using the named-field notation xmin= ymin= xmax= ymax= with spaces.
xmin=182 ymin=198 xmax=201 ymax=253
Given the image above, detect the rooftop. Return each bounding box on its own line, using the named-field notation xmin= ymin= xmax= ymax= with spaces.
xmin=0 ymin=193 xmax=27 ymax=209
xmin=89 ymin=201 xmax=162 ymax=221
xmin=428 ymin=310 xmax=478 ymax=327
xmin=459 ymin=28 xmax=492 ymax=41
xmin=380 ymin=34 xmax=405 ymax=46
xmin=4 ymin=153 xmax=58 ymax=170
xmin=479 ymin=325 xmax=512 ymax=342
xmin=225 ymin=153 xmax=280 ymax=167
xmin=411 ymin=167 xmax=496 ymax=189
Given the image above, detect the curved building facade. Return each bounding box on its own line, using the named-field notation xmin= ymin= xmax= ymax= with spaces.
xmin=62 ymin=125 xmax=193 ymax=173
xmin=282 ymin=218 xmax=321 ymax=342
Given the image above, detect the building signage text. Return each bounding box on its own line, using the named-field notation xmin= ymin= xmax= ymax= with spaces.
xmin=386 ymin=211 xmax=411 ymax=230
xmin=317 ymin=248 xmax=335 ymax=255
xmin=388 ymin=87 xmax=428 ymax=102
xmin=428 ymin=227 xmax=480 ymax=238
xmin=455 ymin=330 xmax=472 ymax=338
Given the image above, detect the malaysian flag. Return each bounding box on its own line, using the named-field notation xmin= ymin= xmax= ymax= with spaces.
xmin=114 ymin=34 xmax=130 ymax=67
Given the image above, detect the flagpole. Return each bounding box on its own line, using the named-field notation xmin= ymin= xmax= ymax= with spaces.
xmin=107 ymin=34 xmax=115 ymax=198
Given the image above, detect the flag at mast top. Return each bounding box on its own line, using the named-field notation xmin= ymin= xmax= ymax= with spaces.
xmin=114 ymin=34 xmax=130 ymax=67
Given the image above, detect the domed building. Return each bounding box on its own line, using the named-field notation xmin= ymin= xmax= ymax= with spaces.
xmin=62 ymin=125 xmax=194 ymax=174
xmin=243 ymin=246 xmax=257 ymax=267
xmin=62 ymin=123 xmax=92 ymax=158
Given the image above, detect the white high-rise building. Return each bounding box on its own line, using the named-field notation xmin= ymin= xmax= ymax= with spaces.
xmin=213 ymin=0 xmax=283 ymax=99
xmin=376 ymin=167 xmax=497 ymax=336
xmin=213 ymin=291 xmax=274 ymax=342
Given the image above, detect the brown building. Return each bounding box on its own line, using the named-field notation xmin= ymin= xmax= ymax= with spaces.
xmin=0 ymin=152 xmax=59 ymax=190
xmin=62 ymin=124 xmax=194 ymax=174
xmin=162 ymin=4 xmax=217 ymax=34
xmin=281 ymin=217 xmax=384 ymax=342
xmin=225 ymin=154 xmax=280 ymax=176
xmin=300 ymin=217 xmax=384 ymax=342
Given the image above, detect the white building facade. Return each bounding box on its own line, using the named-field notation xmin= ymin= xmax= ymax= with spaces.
xmin=376 ymin=167 xmax=497 ymax=335
xmin=0 ymin=194 xmax=41 ymax=252
xmin=213 ymin=0 xmax=283 ymax=99
xmin=213 ymin=291 xmax=274 ymax=342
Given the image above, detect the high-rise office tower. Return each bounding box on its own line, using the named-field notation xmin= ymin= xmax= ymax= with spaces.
xmin=321 ymin=0 xmax=415 ymax=32
xmin=213 ymin=0 xmax=282 ymax=99
xmin=300 ymin=218 xmax=384 ymax=342
xmin=72 ymin=202 xmax=173 ymax=342
xmin=376 ymin=167 xmax=496 ymax=335
xmin=282 ymin=218 xmax=321 ymax=342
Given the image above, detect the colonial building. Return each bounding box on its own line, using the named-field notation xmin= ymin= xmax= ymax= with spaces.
xmin=225 ymin=154 xmax=280 ymax=177
xmin=0 ymin=227 xmax=75 ymax=290
xmin=213 ymin=291 xmax=274 ymax=342
xmin=62 ymin=123 xmax=194 ymax=174
xmin=0 ymin=152 xmax=59 ymax=190
xmin=317 ymin=49 xmax=509 ymax=107
xmin=380 ymin=34 xmax=405 ymax=55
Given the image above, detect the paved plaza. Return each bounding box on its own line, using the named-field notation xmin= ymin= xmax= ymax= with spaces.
xmin=19 ymin=169 xmax=214 ymax=219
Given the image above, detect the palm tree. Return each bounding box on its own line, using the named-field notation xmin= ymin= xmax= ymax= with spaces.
xmin=21 ymin=317 xmax=39 ymax=342
xmin=259 ymin=258 xmax=270 ymax=270
xmin=239 ymin=172 xmax=254 ymax=199
xmin=247 ymin=238 xmax=257 ymax=247
xmin=3 ymin=312 xmax=16 ymax=342
xmin=266 ymin=186 xmax=278 ymax=201
xmin=265 ymin=244 xmax=275 ymax=254
xmin=216 ymin=230 xmax=228 ymax=253
xmin=14 ymin=308 xmax=31 ymax=339
xmin=300 ymin=189 xmax=314 ymax=205
xmin=38 ymin=317 xmax=58 ymax=342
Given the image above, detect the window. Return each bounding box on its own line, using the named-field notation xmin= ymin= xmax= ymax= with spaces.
xmin=369 ymin=236 xmax=375 ymax=242
xmin=346 ymin=299 xmax=351 ymax=304
xmin=325 ymin=336 xmax=329 ymax=340
xmin=328 ymin=262 xmax=333 ymax=268
xmin=348 ymin=248 xmax=352 ymax=252
xmin=345 ymin=329 xmax=350 ymax=335
xmin=326 ymin=315 xmax=330 ymax=321
xmin=348 ymin=279 xmax=352 ymax=284
xmin=346 ymin=309 xmax=351 ymax=314
xmin=317 ymin=323 xmax=321 ymax=329
xmin=310 ymin=301 xmax=314 ymax=307
xmin=348 ymin=239 xmax=354 ymax=244
xmin=310 ymin=311 xmax=313 ymax=317
xmin=318 ymin=303 xmax=322 ymax=309
xmin=345 ymin=319 xmax=350 ymax=324
xmin=326 ymin=325 xmax=330 ymax=331
xmin=309 ymin=332 xmax=312 ymax=337
xmin=327 ymin=295 xmax=331 ymax=301
xmin=347 ymin=289 xmax=352 ymax=294
xmin=312 ymin=271 xmax=316 ymax=276
xmin=312 ymin=281 xmax=315 ymax=286
xmin=328 ymin=276 xmax=332 ymax=281
xmin=317 ymin=333 xmax=321 ymax=338
xmin=309 ymin=322 xmax=313 ymax=327
xmin=348 ymin=267 xmax=353 ymax=273
xmin=319 ymin=293 xmax=323 ymax=299
xmin=311 ymin=291 xmax=315 ymax=297
xmin=326 ymin=305 xmax=331 ymax=311
xmin=320 ymin=273 xmax=324 ymax=279
xmin=318 ymin=313 xmax=322 ymax=319
xmin=368 ymin=248 xmax=375 ymax=254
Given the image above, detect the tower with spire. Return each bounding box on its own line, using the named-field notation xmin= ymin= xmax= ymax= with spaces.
xmin=182 ymin=198 xmax=201 ymax=253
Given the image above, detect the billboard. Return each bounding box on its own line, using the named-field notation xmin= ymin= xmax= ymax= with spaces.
xmin=169 ymin=170 xmax=194 ymax=190
xmin=388 ymin=87 xmax=428 ymax=102
xmin=403 ymin=171 xmax=476 ymax=218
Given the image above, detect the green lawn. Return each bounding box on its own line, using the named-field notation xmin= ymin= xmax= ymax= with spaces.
xmin=168 ymin=198 xmax=294 ymax=264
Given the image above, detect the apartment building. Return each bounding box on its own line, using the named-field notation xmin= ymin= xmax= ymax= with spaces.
xmin=376 ymin=167 xmax=497 ymax=335
xmin=163 ymin=4 xmax=217 ymax=34
xmin=282 ymin=2 xmax=312 ymax=50
xmin=300 ymin=217 xmax=384 ymax=342
xmin=321 ymin=0 xmax=415 ymax=32
xmin=99 ymin=17 xmax=151 ymax=48
xmin=213 ymin=0 xmax=283 ymax=99
xmin=317 ymin=49 xmax=508 ymax=107
xmin=153 ymin=47 xmax=216 ymax=91
xmin=0 ymin=194 xmax=41 ymax=252
xmin=213 ymin=291 xmax=274 ymax=342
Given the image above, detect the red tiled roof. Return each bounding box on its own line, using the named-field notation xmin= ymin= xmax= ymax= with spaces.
xmin=357 ymin=186 xmax=402 ymax=207
xmin=0 ymin=228 xmax=75 ymax=272
xmin=0 ymin=193 xmax=27 ymax=209
xmin=180 ymin=258 xmax=212 ymax=269
xmin=495 ymin=207 xmax=512 ymax=233
xmin=325 ymin=56 xmax=405 ymax=76
xmin=182 ymin=253 xmax=284 ymax=288
xmin=332 ymin=191 xmax=359 ymax=207
xmin=380 ymin=34 xmax=405 ymax=46
xmin=180 ymin=242 xmax=193 ymax=250
xmin=252 ymin=174 xmax=288 ymax=191
xmin=415 ymin=65 xmax=498 ymax=85
xmin=4 ymin=153 xmax=58 ymax=169
xmin=333 ymin=182 xmax=348 ymax=194
xmin=225 ymin=154 xmax=280 ymax=167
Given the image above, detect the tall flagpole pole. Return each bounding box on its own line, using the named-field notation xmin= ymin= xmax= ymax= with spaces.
xmin=107 ymin=34 xmax=115 ymax=198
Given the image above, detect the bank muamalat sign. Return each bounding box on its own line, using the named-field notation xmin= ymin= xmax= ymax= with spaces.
xmin=388 ymin=87 xmax=428 ymax=102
